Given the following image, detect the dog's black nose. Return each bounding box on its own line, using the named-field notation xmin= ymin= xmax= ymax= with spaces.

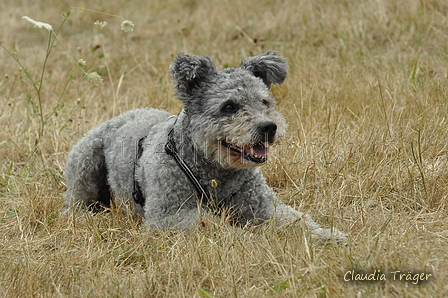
xmin=258 ymin=121 xmax=277 ymax=143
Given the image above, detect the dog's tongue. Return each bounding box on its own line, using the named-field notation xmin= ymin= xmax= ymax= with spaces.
xmin=245 ymin=144 xmax=268 ymax=157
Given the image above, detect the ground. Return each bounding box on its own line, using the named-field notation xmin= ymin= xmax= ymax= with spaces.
xmin=0 ymin=0 xmax=447 ymax=297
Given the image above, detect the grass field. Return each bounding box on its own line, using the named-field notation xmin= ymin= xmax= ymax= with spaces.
xmin=1 ymin=0 xmax=447 ymax=296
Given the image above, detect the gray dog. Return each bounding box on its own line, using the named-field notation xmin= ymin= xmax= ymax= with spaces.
xmin=64 ymin=51 xmax=346 ymax=240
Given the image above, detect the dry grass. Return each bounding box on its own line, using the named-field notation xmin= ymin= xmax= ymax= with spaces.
xmin=1 ymin=0 xmax=448 ymax=296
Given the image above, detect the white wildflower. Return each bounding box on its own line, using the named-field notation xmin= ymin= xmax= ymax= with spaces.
xmin=22 ymin=16 xmax=53 ymax=32
xmin=77 ymin=59 xmax=86 ymax=66
xmin=94 ymin=20 xmax=107 ymax=30
xmin=120 ymin=20 xmax=134 ymax=33
xmin=84 ymin=72 xmax=103 ymax=88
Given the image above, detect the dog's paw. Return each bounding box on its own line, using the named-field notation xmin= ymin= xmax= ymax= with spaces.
xmin=309 ymin=227 xmax=348 ymax=244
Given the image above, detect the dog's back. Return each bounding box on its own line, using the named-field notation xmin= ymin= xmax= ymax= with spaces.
xmin=63 ymin=108 xmax=171 ymax=212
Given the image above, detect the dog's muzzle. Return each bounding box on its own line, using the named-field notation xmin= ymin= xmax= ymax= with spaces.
xmin=221 ymin=121 xmax=278 ymax=164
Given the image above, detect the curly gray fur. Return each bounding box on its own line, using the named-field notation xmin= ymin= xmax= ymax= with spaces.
xmin=63 ymin=51 xmax=347 ymax=241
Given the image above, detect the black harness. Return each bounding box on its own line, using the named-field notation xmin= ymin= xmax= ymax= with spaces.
xmin=132 ymin=136 xmax=147 ymax=206
xmin=132 ymin=122 xmax=212 ymax=207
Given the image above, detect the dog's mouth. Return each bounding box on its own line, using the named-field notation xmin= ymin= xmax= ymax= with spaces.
xmin=221 ymin=140 xmax=268 ymax=164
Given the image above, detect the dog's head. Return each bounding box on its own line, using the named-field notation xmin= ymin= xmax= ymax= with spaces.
xmin=169 ymin=51 xmax=288 ymax=168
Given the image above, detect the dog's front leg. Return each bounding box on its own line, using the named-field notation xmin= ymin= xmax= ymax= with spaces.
xmin=143 ymin=204 xmax=201 ymax=231
xmin=271 ymin=200 xmax=347 ymax=241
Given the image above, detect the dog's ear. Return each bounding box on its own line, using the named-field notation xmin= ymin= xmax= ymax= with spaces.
xmin=241 ymin=51 xmax=288 ymax=88
xmin=169 ymin=53 xmax=218 ymax=99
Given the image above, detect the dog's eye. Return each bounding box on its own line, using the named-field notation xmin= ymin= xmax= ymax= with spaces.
xmin=221 ymin=102 xmax=239 ymax=113
xmin=262 ymin=99 xmax=269 ymax=106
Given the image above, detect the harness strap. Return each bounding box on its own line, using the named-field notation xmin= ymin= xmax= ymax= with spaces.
xmin=132 ymin=136 xmax=147 ymax=206
xmin=164 ymin=128 xmax=212 ymax=201
xmin=132 ymin=121 xmax=212 ymax=207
